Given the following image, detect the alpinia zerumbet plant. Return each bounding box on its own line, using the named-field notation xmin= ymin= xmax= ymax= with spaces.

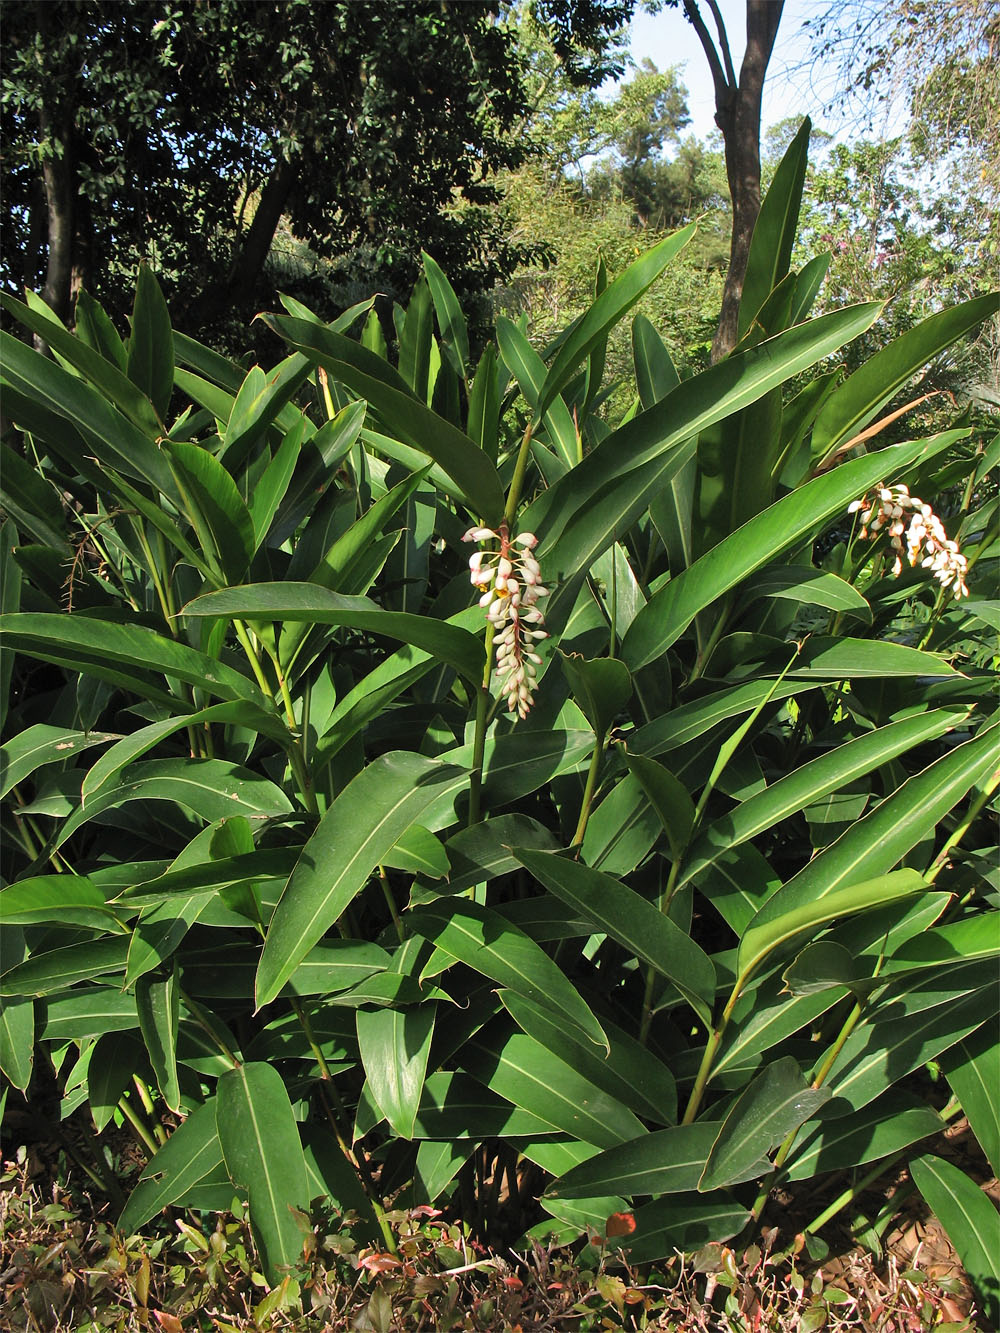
xmin=463 ymin=522 xmax=548 ymax=719
xmin=848 ymin=483 xmax=969 ymax=598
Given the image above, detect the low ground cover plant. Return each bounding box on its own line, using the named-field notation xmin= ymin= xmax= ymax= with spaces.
xmin=1 ymin=123 xmax=998 ymax=1326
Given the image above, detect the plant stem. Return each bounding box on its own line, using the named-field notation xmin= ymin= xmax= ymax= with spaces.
xmin=132 ymin=1075 xmax=168 ymax=1146
xmin=570 ymin=738 xmax=604 ymax=850
xmin=290 ymin=997 xmax=398 ymax=1255
xmin=927 ymin=764 xmax=1000 ymax=883
xmin=680 ymin=979 xmax=746 ymax=1123
xmin=178 ymin=990 xmax=241 ymax=1067
xmin=118 ymin=1093 xmax=159 ymax=1156
xmin=378 ymin=865 xmax=405 ymax=942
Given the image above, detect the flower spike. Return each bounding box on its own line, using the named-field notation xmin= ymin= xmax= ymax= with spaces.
xmin=848 ymin=483 xmax=969 ymax=598
xmin=463 ymin=522 xmax=549 ymax=719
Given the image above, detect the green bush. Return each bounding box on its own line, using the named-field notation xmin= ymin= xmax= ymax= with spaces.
xmin=1 ymin=124 xmax=998 ymax=1319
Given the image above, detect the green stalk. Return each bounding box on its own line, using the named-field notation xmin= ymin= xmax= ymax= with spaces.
xmin=680 ymin=977 xmax=746 ymax=1123
xmin=570 ymin=737 xmax=604 ymax=849
xmin=927 ymin=764 xmax=1000 ymax=883
xmin=132 ymin=1075 xmax=168 ymax=1146
xmin=178 ymin=990 xmax=240 ymax=1068
xmin=118 ymin=1093 xmax=159 ymax=1156
xmin=290 ymin=997 xmax=397 ymax=1255
xmin=378 ymin=865 xmax=405 ymax=943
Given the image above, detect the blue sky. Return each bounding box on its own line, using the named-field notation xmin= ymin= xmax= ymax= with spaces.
xmin=624 ymin=0 xmax=907 ymax=143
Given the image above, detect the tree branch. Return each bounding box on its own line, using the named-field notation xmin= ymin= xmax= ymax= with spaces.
xmin=681 ymin=0 xmax=732 ymax=108
xmin=705 ymin=0 xmax=737 ymax=88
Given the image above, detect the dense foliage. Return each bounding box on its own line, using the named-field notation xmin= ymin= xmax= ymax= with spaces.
xmin=0 ymin=0 xmax=634 ymax=336
xmin=1 ymin=130 xmax=999 ymax=1327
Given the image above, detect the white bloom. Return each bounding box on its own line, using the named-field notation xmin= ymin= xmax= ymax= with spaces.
xmin=464 ymin=521 xmax=549 ymax=719
xmin=848 ymin=483 xmax=969 ymax=600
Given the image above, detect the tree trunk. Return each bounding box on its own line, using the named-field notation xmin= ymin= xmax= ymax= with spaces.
xmin=184 ymin=154 xmax=296 ymax=331
xmin=683 ymin=0 xmax=784 ymax=361
xmin=38 ymin=103 xmax=76 ymax=326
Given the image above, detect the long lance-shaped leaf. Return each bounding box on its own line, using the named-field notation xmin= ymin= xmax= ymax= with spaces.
xmin=514 ymin=848 xmax=715 ymax=1027
xmin=136 ymin=967 xmax=181 ymax=1113
xmin=0 ymin=614 xmax=269 ymax=711
xmin=460 ymin=1029 xmax=643 ymax=1147
xmin=527 ymin=301 xmax=884 ymax=564
xmin=1 ymin=724 xmax=120 ymax=799
xmin=54 ymin=757 xmax=293 ymax=850
xmin=940 ymin=1024 xmax=1000 ymax=1178
xmin=357 ymin=1004 xmax=436 ymax=1140
xmin=422 ymin=251 xmax=470 ymax=380
xmin=216 ymin=1063 xmax=310 ymax=1284
xmin=408 ymin=898 xmax=607 ymax=1051
xmin=118 ymin=1101 xmax=226 ymax=1235
xmin=546 ymin=1122 xmax=722 ymax=1201
xmin=536 ymin=224 xmax=696 ymax=422
xmin=126 ymin=264 xmax=174 ymax=420
xmin=699 ymin=1056 xmax=831 ymax=1191
xmin=681 ymin=708 xmax=968 ymax=887
xmin=784 ymin=1092 xmax=945 ymax=1183
xmin=0 ymin=928 xmax=33 ymax=1091
xmin=496 ymin=316 xmax=578 ymax=469
xmin=0 ymin=332 xmax=178 ymax=500
xmin=910 ymin=1155 xmax=1000 ymax=1327
xmin=737 ymin=119 xmax=810 ymax=340
xmin=740 ymin=723 xmax=1000 ymax=968
xmin=737 ymin=869 xmax=930 ymax=983
xmin=256 ymin=754 xmax=466 ymax=1007
xmin=165 ymin=441 xmax=255 ymax=582
xmin=182 ymin=584 xmax=485 ymax=686
xmin=0 ymin=938 xmax=129 ymax=995
xmin=260 ymin=314 xmax=504 ymax=522
xmin=0 ymin=875 xmax=125 ymax=931
xmin=621 ymin=433 xmax=963 ymax=668
xmin=812 ymin=292 xmax=1000 ymax=462
xmin=0 ymin=292 xmax=162 ymax=434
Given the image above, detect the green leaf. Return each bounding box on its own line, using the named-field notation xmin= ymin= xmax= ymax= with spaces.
xmin=422 ymin=252 xmax=470 ymax=379
xmin=1 ymin=724 xmax=120 ymax=799
xmin=461 ymin=1029 xmax=643 ymax=1148
xmin=0 ymin=445 xmax=70 ymax=553
xmin=247 ymin=421 xmax=303 ymax=548
xmin=409 ymin=898 xmax=607 ymax=1051
xmin=496 ymin=316 xmax=578 ymax=469
xmin=1 ymin=332 xmax=177 ymax=499
xmin=401 ymin=1071 xmax=558 ymax=1139
xmin=909 ymin=1154 xmax=1000 ymax=1328
xmin=88 ymin=1031 xmax=148 ymax=1132
xmin=740 ymin=724 xmax=1000 ymax=968
xmin=421 ymin=814 xmax=558 ymax=899
xmin=165 ymin=440 xmax=256 ymax=582
xmin=826 ymin=960 xmax=1000 ymax=1112
xmin=261 ymin=314 xmax=504 ymax=522
xmin=682 ymin=709 xmax=967 ymax=888
xmin=621 ymin=1194 xmax=751 ymax=1263
xmin=75 ymin=290 xmax=127 ymax=370
xmin=748 ymin=565 xmax=871 ymax=618
xmin=136 ymin=968 xmax=181 ymax=1113
xmin=528 ymin=301 xmax=885 ymax=572
xmin=737 ymin=869 xmax=930 ymax=982
xmin=812 ymin=292 xmax=1000 ymax=462
xmin=221 ymin=356 xmax=311 ymax=469
xmin=118 ymin=1100 xmax=225 ymax=1235
xmin=0 ymin=613 xmax=269 ymax=711
xmin=357 ymin=1004 xmax=436 ymax=1140
xmin=536 ymin=224 xmax=696 ymax=422
xmin=383 ymin=825 xmax=448 ymax=879
xmin=632 ymin=312 xmax=680 ymax=410
xmin=398 ymin=278 xmax=434 ymax=400
xmin=42 ymin=988 xmax=139 ymax=1041
xmin=0 ymin=876 xmax=123 ymax=931
xmin=54 ymin=757 xmax=293 ymax=850
xmin=126 ymin=265 xmax=174 ymax=421
xmin=0 ymin=292 xmax=162 ymax=434
xmin=785 ymin=1092 xmax=945 ymax=1182
xmin=557 ymin=652 xmax=632 ymax=741
xmin=940 ymin=1023 xmax=1000 ymax=1177
xmin=515 ymin=848 xmax=715 ymax=1028
xmin=546 ymin=1123 xmax=721 ymax=1199
xmin=500 ymin=991 xmax=676 ymax=1126
xmin=216 ymin=1063 xmax=310 ymax=1284
xmin=1 ymin=938 xmax=129 ymax=995
xmin=700 ymin=1056 xmax=831 ymax=1191
xmin=0 ymin=928 xmax=33 ymax=1090
xmin=624 ymin=754 xmax=696 ymax=862
xmin=182 ymin=583 xmax=485 ymax=686
xmin=621 ymin=435 xmax=961 ymax=668
xmin=467 ymin=344 xmax=500 ymax=462
xmin=256 ymin=754 xmax=465 ymax=1007
xmin=738 ymin=119 xmax=810 ymax=339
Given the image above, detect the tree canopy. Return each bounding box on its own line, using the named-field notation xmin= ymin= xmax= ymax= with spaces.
xmin=0 ymin=0 xmax=636 ymax=337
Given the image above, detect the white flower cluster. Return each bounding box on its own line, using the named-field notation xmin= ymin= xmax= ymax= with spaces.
xmin=848 ymin=483 xmax=969 ymax=599
xmin=463 ymin=522 xmax=549 ymax=719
